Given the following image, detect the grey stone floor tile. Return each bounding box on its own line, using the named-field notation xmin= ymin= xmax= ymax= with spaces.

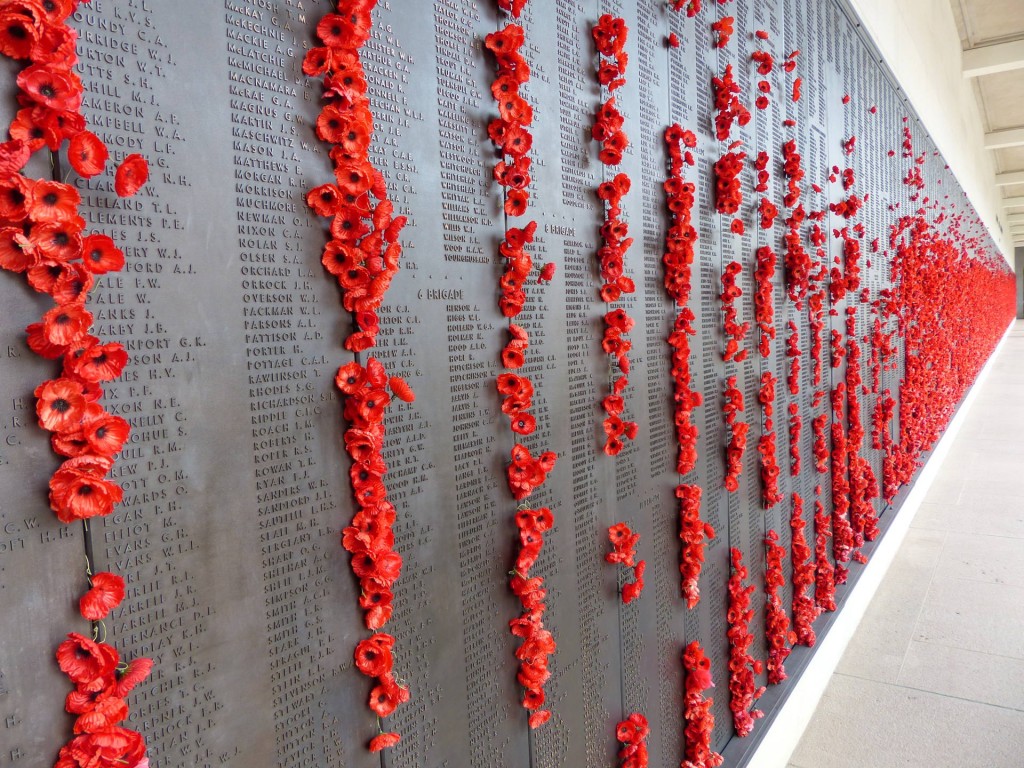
xmin=835 ymin=528 xmax=944 ymax=683
xmin=912 ymin=497 xmax=1024 ymax=539
xmin=935 ymin=531 xmax=1024 ymax=587
xmin=897 ymin=640 xmax=1024 ymax=710
xmin=914 ymin=575 xmax=1024 ymax=659
xmin=792 ymin=674 xmax=1024 ymax=768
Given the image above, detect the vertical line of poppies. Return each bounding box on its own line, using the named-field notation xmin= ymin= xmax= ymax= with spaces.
xmin=303 ymin=1 xmax=413 ymax=753
xmin=0 ymin=1 xmax=154 ymax=764
xmin=484 ymin=1 xmax=559 ymax=731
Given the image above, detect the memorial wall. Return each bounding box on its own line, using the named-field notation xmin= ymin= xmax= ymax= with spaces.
xmin=0 ymin=1 xmax=1014 ymax=767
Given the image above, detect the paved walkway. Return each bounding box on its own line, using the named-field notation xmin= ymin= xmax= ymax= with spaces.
xmin=789 ymin=320 xmax=1024 ymax=768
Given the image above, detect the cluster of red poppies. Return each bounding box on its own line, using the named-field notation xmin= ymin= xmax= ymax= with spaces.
xmin=829 ymin=329 xmax=845 ymax=369
xmin=606 ymin=522 xmax=645 ymax=604
xmin=722 ymin=376 xmax=748 ymax=493
xmin=596 ymin=174 xmax=635 ymax=302
xmin=304 ymin=3 xmax=417 ymax=746
xmin=811 ymin=413 xmax=828 ymax=473
xmin=663 ymin=126 xmax=703 ymax=477
xmin=498 ymin=222 xmax=538 ymax=317
xmin=727 ymin=548 xmax=765 ymax=737
xmin=0 ymin=5 xmax=156 ymax=762
xmin=53 ymin=569 xmax=151 ymax=768
xmin=484 ymin=24 xmax=535 ymax=217
xmin=719 ymin=261 xmax=749 ymax=363
xmin=304 ymin=4 xmax=407 ymax=354
xmin=592 ymin=14 xmax=637 ymax=457
xmin=751 ymin=31 xmax=775 ymax=110
xmin=614 ymin=712 xmax=650 ymax=768
xmin=758 ymin=196 xmax=779 ymax=230
xmin=677 ymin=484 xmax=713 ymax=608
xmin=507 ymin=444 xmax=558 ymax=502
xmin=593 ymin=14 xmax=628 ymax=92
xmin=763 ymin=529 xmax=792 ymax=684
xmin=829 ymin=389 xmax=854 ymax=586
xmin=670 ymin=0 xmax=704 ymax=18
xmin=681 ymin=641 xmax=723 ymax=768
xmin=335 ymin=357 xmax=413 ymax=581
xmin=785 ymin=321 xmax=801 ymax=395
xmin=0 ymin=12 xmax=147 ymax=530
xmin=788 ymin=403 xmax=802 ymax=476
xmin=713 ymin=150 xmax=745 ymax=215
xmin=352 ymin=633 xmax=406 ymax=751
xmin=484 ymin=8 xmax=562 ymax=731
xmin=498 ymin=0 xmax=528 ymax=17
xmin=55 ymin=629 xmax=152 ymax=768
xmin=808 ymin=290 xmax=826 ymax=387
xmin=711 ymin=16 xmax=734 ymax=48
xmin=844 ymin=318 xmax=879 ymax=549
xmin=813 ymin=496 xmax=837 ymax=611
xmin=789 ymin=494 xmax=818 ymax=646
xmin=757 ymin=373 xmax=783 ymax=508
xmin=666 ymin=312 xmax=701 ymax=474
xmin=753 ymin=246 xmax=776 ymax=358
xmin=509 ymin=505 xmax=556 ymax=729
xmin=596 ymin=178 xmax=638 ymax=453
xmin=591 ymin=15 xmax=629 ymax=168
xmin=711 ymin=65 xmax=749 ymax=141
xmin=497 ymin=373 xmax=538 ymax=436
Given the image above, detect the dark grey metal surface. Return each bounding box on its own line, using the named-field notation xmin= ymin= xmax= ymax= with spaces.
xmin=0 ymin=1 xmax=1003 ymax=767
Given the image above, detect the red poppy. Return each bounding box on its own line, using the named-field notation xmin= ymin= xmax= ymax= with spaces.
xmin=82 ymin=412 xmax=130 ymax=457
xmin=368 ymin=675 xmax=409 ymax=718
xmin=40 ymin=302 xmax=91 ymax=347
xmin=528 ymin=710 xmax=551 ymax=729
xmin=78 ymin=233 xmax=124 ymax=274
xmin=17 ymin=64 xmax=82 ymax=111
xmin=509 ymin=412 xmax=536 ymax=435
xmin=354 ymin=634 xmax=394 ymax=678
xmin=27 ymin=179 xmax=79 ymax=222
xmin=79 ymin=572 xmax=126 ymax=621
xmin=317 ymin=9 xmax=372 ymax=48
xmin=307 ymin=184 xmax=342 ymax=217
xmin=49 ymin=463 xmax=123 ymax=523
xmin=0 ymin=9 xmax=41 ymax=60
xmin=0 ymin=226 xmax=36 ymax=271
xmin=369 ymin=732 xmax=401 ymax=752
xmin=67 ymin=131 xmax=108 ymax=178
xmin=350 ymin=545 xmax=402 ymax=585
xmin=55 ymin=633 xmax=119 ymax=691
xmin=29 ymin=220 xmax=80 ymax=262
xmin=35 ymin=377 xmax=85 ymax=432
xmin=114 ymin=154 xmax=148 ymax=197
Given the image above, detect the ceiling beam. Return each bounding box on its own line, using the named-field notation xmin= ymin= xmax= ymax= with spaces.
xmin=996 ymin=171 xmax=1024 ymax=186
xmin=1003 ymin=196 xmax=1024 ymax=208
xmin=985 ymin=127 xmax=1024 ymax=150
xmin=963 ymin=39 xmax=1024 ymax=78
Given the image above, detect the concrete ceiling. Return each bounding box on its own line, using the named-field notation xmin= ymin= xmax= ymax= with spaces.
xmin=954 ymin=0 xmax=1024 ymax=245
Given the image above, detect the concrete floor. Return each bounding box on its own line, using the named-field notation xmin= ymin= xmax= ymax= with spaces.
xmin=789 ymin=321 xmax=1024 ymax=768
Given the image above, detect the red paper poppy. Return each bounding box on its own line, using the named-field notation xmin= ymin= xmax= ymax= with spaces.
xmin=114 ymin=154 xmax=148 ymax=197
xmin=369 ymin=732 xmax=401 ymax=752
xmin=49 ymin=464 xmax=123 ymax=523
xmin=79 ymin=572 xmax=126 ymax=621
xmin=67 ymin=131 xmax=108 ymax=178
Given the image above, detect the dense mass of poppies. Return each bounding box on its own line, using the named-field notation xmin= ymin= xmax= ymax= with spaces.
xmin=305 ymin=0 xmax=412 ymax=750
xmin=0 ymin=1 xmax=154 ymax=764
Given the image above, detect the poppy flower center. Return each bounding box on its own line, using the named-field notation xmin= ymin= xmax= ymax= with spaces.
xmin=8 ymin=25 xmax=27 ymax=40
xmin=43 ymin=192 xmax=58 ymax=205
xmin=51 ymin=398 xmax=69 ymax=413
xmin=40 ymin=84 xmax=55 ymax=98
xmin=95 ymin=426 xmax=108 ymax=439
xmin=76 ymin=485 xmax=93 ymax=497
